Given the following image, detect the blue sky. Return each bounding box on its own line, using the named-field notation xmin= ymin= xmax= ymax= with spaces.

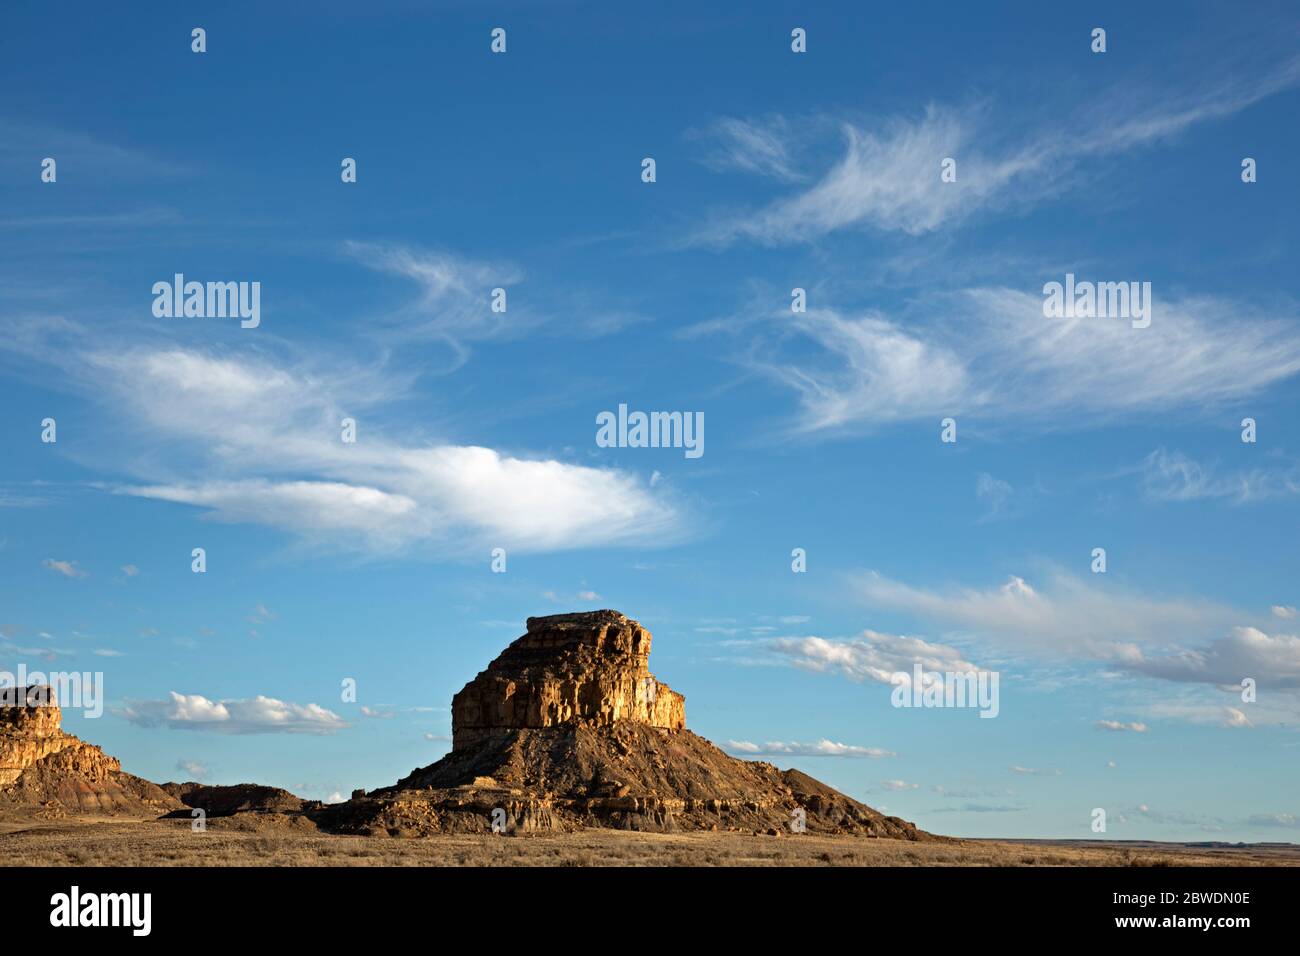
xmin=2 ymin=1 xmax=1299 ymax=840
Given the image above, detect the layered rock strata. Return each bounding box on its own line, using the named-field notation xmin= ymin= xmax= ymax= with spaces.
xmin=451 ymin=610 xmax=686 ymax=749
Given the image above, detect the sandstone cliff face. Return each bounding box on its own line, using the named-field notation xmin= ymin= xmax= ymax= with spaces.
xmin=0 ymin=685 xmax=96 ymax=786
xmin=0 ymin=685 xmax=178 ymax=816
xmin=451 ymin=610 xmax=686 ymax=750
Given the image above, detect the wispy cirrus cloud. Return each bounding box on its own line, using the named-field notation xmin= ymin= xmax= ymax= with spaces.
xmin=1140 ymin=448 xmax=1300 ymax=503
xmin=345 ymin=242 xmax=524 ymax=369
xmin=728 ymin=290 xmax=1300 ymax=435
xmin=693 ymin=56 xmax=1300 ymax=244
xmin=975 ymin=472 xmax=1015 ymax=523
xmin=692 ymin=115 xmax=806 ymax=182
xmin=345 ymin=241 xmax=644 ymax=370
xmin=0 ymin=120 xmax=192 ymax=182
xmin=931 ymin=802 xmax=1025 ymax=814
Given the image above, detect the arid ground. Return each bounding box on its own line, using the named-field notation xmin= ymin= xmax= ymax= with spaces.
xmin=5 ymin=816 xmax=1297 ymax=866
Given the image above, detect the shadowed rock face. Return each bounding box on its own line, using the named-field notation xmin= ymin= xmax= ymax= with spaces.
xmin=160 ymin=782 xmax=306 ymax=816
xmin=451 ymin=610 xmax=686 ymax=750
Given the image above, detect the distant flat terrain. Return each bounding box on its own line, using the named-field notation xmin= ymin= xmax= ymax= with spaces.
xmin=3 ymin=817 xmax=1297 ymax=866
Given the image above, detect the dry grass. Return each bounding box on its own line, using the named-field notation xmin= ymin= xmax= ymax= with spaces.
xmin=4 ymin=817 xmax=1297 ymax=866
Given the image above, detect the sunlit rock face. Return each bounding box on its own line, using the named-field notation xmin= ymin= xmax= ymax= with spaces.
xmin=0 ymin=686 xmax=116 ymax=786
xmin=451 ymin=611 xmax=687 ymax=750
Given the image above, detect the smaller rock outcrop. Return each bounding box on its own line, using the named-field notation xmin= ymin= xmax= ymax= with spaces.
xmin=160 ymin=782 xmax=306 ymax=816
xmin=0 ymin=685 xmax=179 ymax=817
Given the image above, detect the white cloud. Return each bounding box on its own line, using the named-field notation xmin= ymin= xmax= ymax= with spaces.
xmin=855 ymin=569 xmax=1241 ymax=656
xmin=697 ymin=60 xmax=1300 ymax=244
xmin=1143 ymin=701 xmax=1256 ymax=729
xmin=856 ymin=568 xmax=1300 ymax=699
xmin=8 ymin=325 xmax=688 ymax=556
xmin=700 ymin=105 xmax=1024 ymax=242
xmin=125 ymin=480 xmax=426 ymax=547
xmin=976 ymin=472 xmax=1014 ymax=522
xmin=694 ymin=116 xmax=805 ymax=182
xmin=119 ymin=692 xmax=348 ymax=735
xmin=42 ymin=558 xmax=86 ymax=579
xmin=345 ymin=242 xmax=524 ymax=368
xmin=880 ymin=779 xmax=919 ymax=791
xmin=1141 ymin=449 xmax=1300 ymax=503
xmin=1224 ymin=707 xmax=1253 ymax=728
xmin=748 ymin=291 xmax=1300 ymax=434
xmin=120 ymin=564 xmax=139 ymax=577
xmin=175 ymin=758 xmax=209 ymax=780
xmin=1273 ymin=606 xmax=1298 ymax=620
xmin=1095 ymin=720 xmax=1148 ymax=733
xmin=725 ymin=739 xmax=895 ymax=758
xmin=1122 ymin=627 xmax=1300 ymax=690
xmin=764 ymin=630 xmax=980 ymax=685
xmin=345 ymin=241 xmax=638 ymax=365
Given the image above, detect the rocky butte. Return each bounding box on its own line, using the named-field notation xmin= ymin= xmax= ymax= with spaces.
xmin=324 ymin=610 xmax=928 ymax=839
xmin=0 ymin=685 xmax=178 ymax=817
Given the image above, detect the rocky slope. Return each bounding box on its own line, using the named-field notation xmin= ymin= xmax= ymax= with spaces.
xmin=0 ymin=685 xmax=180 ymax=817
xmin=321 ymin=611 xmax=928 ymax=840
